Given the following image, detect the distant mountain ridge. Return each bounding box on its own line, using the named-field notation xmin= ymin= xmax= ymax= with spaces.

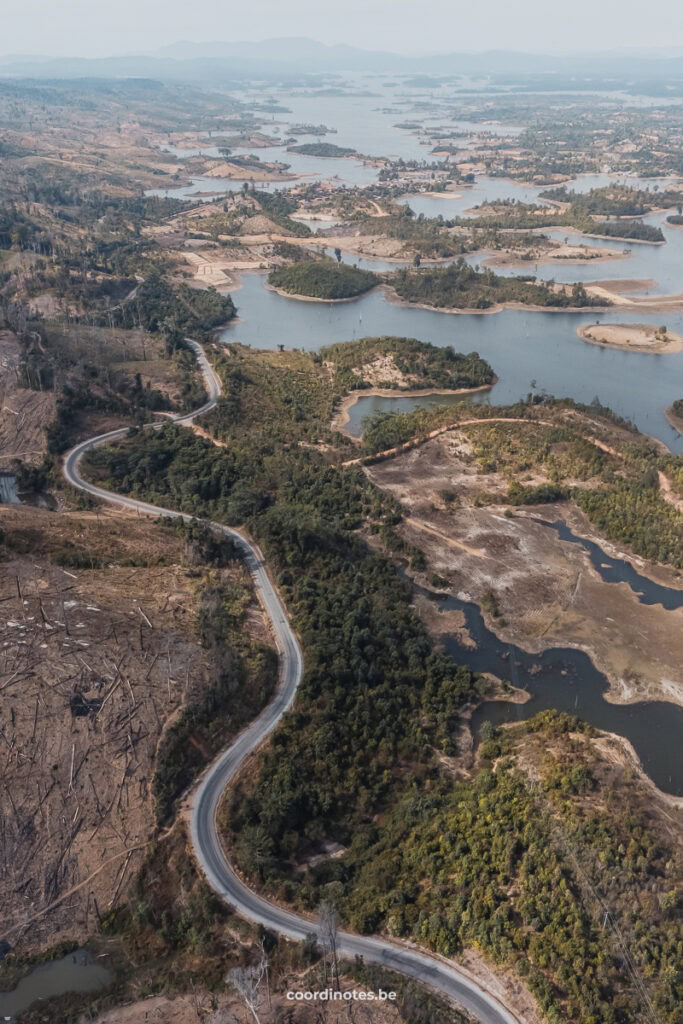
xmin=1 ymin=37 xmax=683 ymax=82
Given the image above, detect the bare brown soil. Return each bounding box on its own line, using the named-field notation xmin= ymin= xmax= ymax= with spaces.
xmin=266 ymin=282 xmax=377 ymax=304
xmin=587 ymin=278 xmax=657 ymax=294
xmin=584 ymin=283 xmax=683 ymax=310
xmin=482 ymin=242 xmax=628 ymax=268
xmin=89 ymin=976 xmax=436 ymax=1024
xmin=202 ymin=161 xmax=296 ymax=183
xmin=0 ymin=330 xmax=55 ymax=465
xmin=364 ymin=430 xmax=683 ymax=710
xmin=0 ymin=505 xmax=270 ymax=951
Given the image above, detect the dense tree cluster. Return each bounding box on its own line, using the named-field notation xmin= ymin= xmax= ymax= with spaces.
xmin=287 ymin=142 xmax=357 ymax=157
xmin=269 ymin=259 xmax=378 ymax=299
xmin=574 ymin=480 xmax=683 ymax=568
xmin=107 ymin=271 xmax=235 ymax=339
xmin=539 ymin=185 xmax=653 ymax=216
xmin=389 ymin=259 xmax=604 ymax=310
xmin=252 ymin=190 xmax=312 ymax=237
xmin=593 ymin=220 xmax=665 ymax=242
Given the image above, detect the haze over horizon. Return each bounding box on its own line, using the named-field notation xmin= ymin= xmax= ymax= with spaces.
xmin=3 ymin=0 xmax=683 ymax=61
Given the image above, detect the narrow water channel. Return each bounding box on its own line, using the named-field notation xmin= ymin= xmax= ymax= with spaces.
xmin=539 ymin=519 xmax=683 ymax=610
xmin=0 ymin=473 xmax=20 ymax=504
xmin=0 ymin=950 xmax=112 ymax=1018
xmin=418 ymin=581 xmax=683 ymax=795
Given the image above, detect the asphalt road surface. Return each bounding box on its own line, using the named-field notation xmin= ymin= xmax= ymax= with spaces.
xmin=62 ymin=340 xmax=520 ymax=1024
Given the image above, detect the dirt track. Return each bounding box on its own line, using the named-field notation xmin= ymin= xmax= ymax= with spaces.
xmin=365 ymin=427 xmax=683 ymax=710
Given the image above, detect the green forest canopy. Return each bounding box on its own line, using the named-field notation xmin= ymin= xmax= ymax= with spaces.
xmin=389 ymin=259 xmax=605 ymax=310
xmin=269 ymin=259 xmax=378 ymax=299
xmin=321 ymin=335 xmax=494 ymax=391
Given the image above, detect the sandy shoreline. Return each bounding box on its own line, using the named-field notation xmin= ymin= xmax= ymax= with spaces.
xmin=383 ymin=282 xmax=683 ymax=316
xmin=577 ymin=322 xmax=683 ymax=353
xmin=265 ymin=281 xmax=379 ymax=303
xmin=481 ymin=246 xmax=630 ymax=269
xmin=331 ymin=379 xmax=496 ymax=434
xmin=404 ymin=190 xmax=464 ymax=200
xmin=381 ymin=283 xmax=615 ymax=316
xmin=665 ymin=405 xmax=683 ymax=433
xmin=580 ymin=230 xmax=666 ymax=246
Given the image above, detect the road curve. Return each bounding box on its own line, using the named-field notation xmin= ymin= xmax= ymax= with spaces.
xmin=62 ymin=340 xmax=520 ymax=1024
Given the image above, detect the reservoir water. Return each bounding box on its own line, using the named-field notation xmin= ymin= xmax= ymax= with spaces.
xmin=157 ymin=85 xmax=682 ymax=789
xmin=219 ymin=273 xmax=683 ymax=453
xmin=343 ymin=390 xmax=491 ymax=436
xmin=415 ymin=582 xmax=683 ymax=795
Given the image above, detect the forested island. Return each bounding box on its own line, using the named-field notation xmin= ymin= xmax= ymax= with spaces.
xmin=268 ymin=259 xmax=379 ymax=299
xmin=588 ymin=220 xmax=665 ymax=242
xmin=286 ymin=142 xmax=357 ymax=157
xmin=389 ymin=259 xmax=605 ymax=310
xmin=323 ymin=335 xmax=494 ymax=391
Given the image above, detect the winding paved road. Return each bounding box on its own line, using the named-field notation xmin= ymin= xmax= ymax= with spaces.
xmin=62 ymin=340 xmax=520 ymax=1024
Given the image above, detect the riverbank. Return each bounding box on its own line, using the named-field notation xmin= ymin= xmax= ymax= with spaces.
xmin=577 ymin=322 xmax=683 ymax=353
xmin=665 ymin=405 xmax=683 ymax=433
xmin=331 ymin=379 xmax=496 ymax=435
xmin=363 ymin=428 xmax=683 ymax=716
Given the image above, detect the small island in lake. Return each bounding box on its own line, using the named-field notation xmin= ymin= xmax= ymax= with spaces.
xmin=578 ymin=323 xmax=683 ymax=353
xmin=286 ymin=142 xmax=357 ymax=157
xmin=268 ymin=260 xmax=378 ymax=300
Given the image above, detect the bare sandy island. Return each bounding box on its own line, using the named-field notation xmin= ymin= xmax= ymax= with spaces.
xmin=203 ymin=160 xmax=298 ymax=182
xmin=331 ymin=380 xmax=496 ymax=434
xmin=578 ymin=322 xmax=683 ymax=353
xmin=665 ymin=405 xmax=683 ymax=433
xmin=482 ymin=242 xmax=629 ymax=268
xmin=407 ymin=190 xmax=464 ymax=199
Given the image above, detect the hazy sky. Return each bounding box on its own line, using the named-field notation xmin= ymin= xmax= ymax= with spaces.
xmin=4 ymin=0 xmax=683 ymax=58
